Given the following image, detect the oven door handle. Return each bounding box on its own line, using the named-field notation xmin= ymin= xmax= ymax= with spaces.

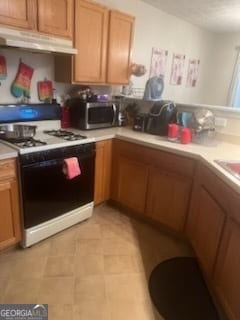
xmin=21 ymin=152 xmax=95 ymax=169
xmin=112 ymin=103 xmax=117 ymax=126
xmin=22 ymin=158 xmax=64 ymax=169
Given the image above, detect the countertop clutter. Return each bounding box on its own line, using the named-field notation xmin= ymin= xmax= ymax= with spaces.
xmin=2 ymin=126 xmax=240 ymax=192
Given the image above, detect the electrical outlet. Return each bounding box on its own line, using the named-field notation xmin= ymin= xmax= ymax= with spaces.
xmin=215 ymin=117 xmax=228 ymax=127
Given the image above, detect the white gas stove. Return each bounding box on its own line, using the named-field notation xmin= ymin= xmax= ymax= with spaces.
xmin=0 ymin=104 xmax=95 ymax=248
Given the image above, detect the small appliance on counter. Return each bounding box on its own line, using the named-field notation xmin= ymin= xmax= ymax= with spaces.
xmin=145 ymin=100 xmax=177 ymax=136
xmin=67 ymin=98 xmax=120 ymax=130
xmin=143 ymin=76 xmax=164 ymax=101
xmin=133 ymin=113 xmax=149 ymax=132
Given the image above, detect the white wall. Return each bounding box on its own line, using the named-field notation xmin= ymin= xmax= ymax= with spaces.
xmin=0 ymin=48 xmax=71 ymax=104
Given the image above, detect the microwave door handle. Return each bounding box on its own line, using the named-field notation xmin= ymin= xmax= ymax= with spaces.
xmin=112 ymin=104 xmax=117 ymax=125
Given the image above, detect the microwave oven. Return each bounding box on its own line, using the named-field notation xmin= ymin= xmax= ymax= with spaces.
xmin=68 ymin=99 xmax=120 ymax=130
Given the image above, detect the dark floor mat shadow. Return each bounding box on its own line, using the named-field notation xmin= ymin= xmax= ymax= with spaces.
xmin=149 ymin=257 xmax=220 ymax=320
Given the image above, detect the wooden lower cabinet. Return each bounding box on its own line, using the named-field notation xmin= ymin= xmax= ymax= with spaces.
xmin=111 ymin=139 xmax=150 ymax=214
xmin=186 ymin=164 xmax=229 ymax=276
xmin=214 ymin=219 xmax=240 ymax=320
xmin=185 ymin=163 xmax=240 ymax=319
xmin=186 ymin=183 xmax=226 ymax=276
xmin=146 ymin=167 xmax=192 ymax=232
xmin=0 ymin=159 xmax=21 ymax=250
xmin=94 ymin=139 xmax=112 ymax=205
xmin=111 ymin=139 xmax=195 ymax=226
xmin=111 ymin=155 xmax=149 ymax=214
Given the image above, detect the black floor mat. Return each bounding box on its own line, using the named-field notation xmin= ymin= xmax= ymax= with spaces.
xmin=148 ymin=257 xmax=220 ymax=320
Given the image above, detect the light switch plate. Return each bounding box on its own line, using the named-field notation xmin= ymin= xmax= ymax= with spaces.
xmin=215 ymin=117 xmax=228 ymax=127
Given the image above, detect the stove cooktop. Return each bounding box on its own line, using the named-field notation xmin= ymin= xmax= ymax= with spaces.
xmin=0 ymin=128 xmax=94 ymax=154
xmin=44 ymin=129 xmax=87 ymax=141
xmin=5 ymin=138 xmax=47 ymax=148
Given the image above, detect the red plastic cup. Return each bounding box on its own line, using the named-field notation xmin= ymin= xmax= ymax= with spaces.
xmin=180 ymin=128 xmax=192 ymax=144
xmin=168 ymin=124 xmax=179 ymax=141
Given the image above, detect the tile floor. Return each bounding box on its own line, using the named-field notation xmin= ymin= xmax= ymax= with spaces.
xmin=0 ymin=204 xmax=193 ymax=319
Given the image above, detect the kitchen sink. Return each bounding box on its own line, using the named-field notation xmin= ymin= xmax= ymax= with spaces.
xmin=215 ymin=160 xmax=240 ymax=180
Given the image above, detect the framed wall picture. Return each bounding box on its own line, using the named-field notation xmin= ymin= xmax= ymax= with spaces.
xmin=149 ymin=47 xmax=168 ymax=78
xmin=170 ymin=53 xmax=185 ymax=85
xmin=186 ymin=59 xmax=200 ymax=87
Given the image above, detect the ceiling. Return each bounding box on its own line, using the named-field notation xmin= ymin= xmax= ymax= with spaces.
xmin=140 ymin=0 xmax=240 ymax=33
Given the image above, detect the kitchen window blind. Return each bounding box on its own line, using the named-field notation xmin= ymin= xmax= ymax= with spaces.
xmin=228 ymin=48 xmax=240 ymax=109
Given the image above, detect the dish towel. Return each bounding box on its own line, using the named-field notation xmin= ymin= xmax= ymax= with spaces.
xmin=63 ymin=157 xmax=81 ymax=179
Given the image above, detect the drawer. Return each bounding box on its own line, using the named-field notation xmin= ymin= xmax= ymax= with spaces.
xmin=149 ymin=148 xmax=196 ymax=178
xmin=114 ymin=139 xmax=196 ymax=178
xmin=0 ymin=159 xmax=16 ymax=180
xmin=113 ymin=139 xmax=150 ymax=164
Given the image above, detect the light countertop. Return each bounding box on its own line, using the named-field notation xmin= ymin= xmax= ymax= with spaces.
xmin=0 ymin=143 xmax=18 ymax=161
xmin=1 ymin=126 xmax=240 ymax=193
xmin=80 ymin=127 xmax=240 ymax=194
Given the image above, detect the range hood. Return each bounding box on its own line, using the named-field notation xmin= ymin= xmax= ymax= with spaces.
xmin=0 ymin=27 xmax=77 ymax=55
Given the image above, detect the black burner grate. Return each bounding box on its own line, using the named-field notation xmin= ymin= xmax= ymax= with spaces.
xmin=44 ymin=129 xmax=87 ymax=140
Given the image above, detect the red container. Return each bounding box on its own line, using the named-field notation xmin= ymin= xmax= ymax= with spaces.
xmin=61 ymin=106 xmax=70 ymax=128
xmin=168 ymin=123 xmax=179 ymax=141
xmin=180 ymin=128 xmax=192 ymax=144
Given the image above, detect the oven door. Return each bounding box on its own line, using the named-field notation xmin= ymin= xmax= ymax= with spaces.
xmin=20 ymin=149 xmax=95 ymax=228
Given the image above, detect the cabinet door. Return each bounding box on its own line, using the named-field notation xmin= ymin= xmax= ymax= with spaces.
xmin=112 ymin=155 xmax=149 ymax=214
xmin=0 ymin=0 xmax=36 ymax=30
xmin=146 ymin=167 xmax=192 ymax=232
xmin=37 ymin=0 xmax=73 ymax=39
xmin=186 ymin=185 xmax=225 ymax=276
xmin=74 ymin=0 xmax=108 ymax=83
xmin=107 ymin=10 xmax=135 ymax=84
xmin=94 ymin=140 xmax=112 ymax=205
xmin=214 ymin=219 xmax=240 ymax=320
xmin=0 ymin=180 xmax=21 ymax=250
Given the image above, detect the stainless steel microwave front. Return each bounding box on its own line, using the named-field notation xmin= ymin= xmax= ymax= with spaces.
xmin=69 ymin=100 xmax=119 ymax=130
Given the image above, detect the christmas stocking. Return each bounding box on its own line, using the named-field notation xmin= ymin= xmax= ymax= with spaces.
xmin=11 ymin=62 xmax=34 ymax=98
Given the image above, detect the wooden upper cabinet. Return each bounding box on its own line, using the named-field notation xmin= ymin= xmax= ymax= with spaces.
xmin=74 ymin=0 xmax=108 ymax=82
xmin=0 ymin=0 xmax=36 ymax=30
xmin=0 ymin=0 xmax=73 ymax=38
xmin=37 ymin=0 xmax=73 ymax=39
xmin=54 ymin=0 xmax=135 ymax=84
xmin=107 ymin=10 xmax=135 ymax=84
